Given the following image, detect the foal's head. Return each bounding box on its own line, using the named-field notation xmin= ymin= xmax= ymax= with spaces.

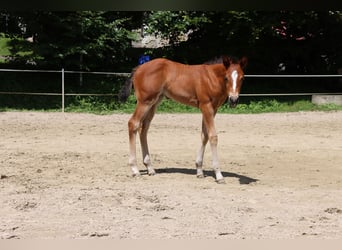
xmin=223 ymin=56 xmax=248 ymax=108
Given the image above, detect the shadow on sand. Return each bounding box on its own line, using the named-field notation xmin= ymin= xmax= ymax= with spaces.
xmin=140 ymin=167 xmax=258 ymax=185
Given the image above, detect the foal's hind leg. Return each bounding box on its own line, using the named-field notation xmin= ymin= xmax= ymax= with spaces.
xmin=128 ymin=102 xmax=151 ymax=176
xmin=139 ymin=101 xmax=160 ymax=175
xmin=195 ymin=119 xmax=208 ymax=178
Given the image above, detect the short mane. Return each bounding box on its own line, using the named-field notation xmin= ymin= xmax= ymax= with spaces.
xmin=204 ymin=55 xmax=239 ymax=65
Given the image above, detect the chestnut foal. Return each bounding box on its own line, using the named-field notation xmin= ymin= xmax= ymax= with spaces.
xmin=120 ymin=56 xmax=247 ymax=183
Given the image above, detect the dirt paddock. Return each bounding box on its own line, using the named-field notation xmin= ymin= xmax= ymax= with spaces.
xmin=1 ymin=111 xmax=341 ymax=239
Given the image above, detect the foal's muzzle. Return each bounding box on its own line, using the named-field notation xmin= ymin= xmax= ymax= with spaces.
xmin=228 ymin=95 xmax=239 ymax=108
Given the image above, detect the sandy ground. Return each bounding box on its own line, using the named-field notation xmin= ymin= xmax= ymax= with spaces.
xmin=0 ymin=111 xmax=341 ymax=239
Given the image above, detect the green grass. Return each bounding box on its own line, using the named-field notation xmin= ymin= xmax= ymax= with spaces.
xmin=2 ymin=95 xmax=341 ymax=114
xmin=27 ymin=95 xmax=341 ymax=114
xmin=217 ymin=99 xmax=342 ymax=114
xmin=1 ymin=93 xmax=342 ymax=114
xmin=112 ymin=95 xmax=342 ymax=114
xmin=0 ymin=35 xmax=11 ymax=62
xmin=0 ymin=34 xmax=34 ymax=63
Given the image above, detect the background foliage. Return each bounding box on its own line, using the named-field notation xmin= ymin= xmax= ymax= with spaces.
xmin=0 ymin=11 xmax=341 ymax=111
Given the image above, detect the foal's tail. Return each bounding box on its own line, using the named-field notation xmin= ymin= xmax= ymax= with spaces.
xmin=118 ymin=67 xmax=137 ymax=102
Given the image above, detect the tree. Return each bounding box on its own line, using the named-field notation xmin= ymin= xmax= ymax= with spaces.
xmin=2 ymin=11 xmax=140 ymax=70
xmin=144 ymin=11 xmax=210 ymax=46
xmin=143 ymin=11 xmax=341 ymax=74
xmin=2 ymin=11 xmax=341 ymax=74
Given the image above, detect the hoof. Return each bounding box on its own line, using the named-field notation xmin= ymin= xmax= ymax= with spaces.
xmin=197 ymin=174 xmax=205 ymax=179
xmin=148 ymin=171 xmax=156 ymax=176
xmin=216 ymin=178 xmax=226 ymax=184
xmin=132 ymin=172 xmax=142 ymax=178
xmin=147 ymin=168 xmax=156 ymax=176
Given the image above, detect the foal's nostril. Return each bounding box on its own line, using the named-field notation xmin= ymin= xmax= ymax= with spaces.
xmin=228 ymin=96 xmax=239 ymax=108
xmin=229 ymin=96 xmax=239 ymax=103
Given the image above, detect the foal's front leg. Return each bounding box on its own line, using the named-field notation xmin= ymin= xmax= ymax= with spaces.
xmin=200 ymin=104 xmax=225 ymax=184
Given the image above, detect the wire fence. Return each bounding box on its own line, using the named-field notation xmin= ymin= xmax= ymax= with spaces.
xmin=0 ymin=68 xmax=341 ymax=112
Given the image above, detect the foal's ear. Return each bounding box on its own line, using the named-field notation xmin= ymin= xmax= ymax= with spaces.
xmin=222 ymin=56 xmax=231 ymax=69
xmin=239 ymin=56 xmax=248 ymax=69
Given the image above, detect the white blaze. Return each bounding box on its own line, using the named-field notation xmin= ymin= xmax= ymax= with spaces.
xmin=231 ymin=70 xmax=238 ymax=92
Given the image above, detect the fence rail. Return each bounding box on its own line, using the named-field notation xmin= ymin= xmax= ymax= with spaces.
xmin=245 ymin=74 xmax=342 ymax=78
xmin=0 ymin=68 xmax=131 ymax=76
xmin=1 ymin=68 xmax=341 ymax=112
